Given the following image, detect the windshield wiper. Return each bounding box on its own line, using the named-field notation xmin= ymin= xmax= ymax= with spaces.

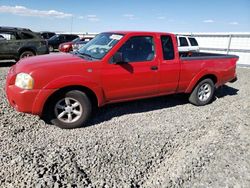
xmin=78 ymin=52 xmax=93 ymax=58
xmin=71 ymin=51 xmax=93 ymax=60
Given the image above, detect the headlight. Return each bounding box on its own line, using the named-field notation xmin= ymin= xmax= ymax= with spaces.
xmin=15 ymin=73 xmax=34 ymax=90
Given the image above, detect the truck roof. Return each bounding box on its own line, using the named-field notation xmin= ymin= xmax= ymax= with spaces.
xmin=105 ymin=31 xmax=173 ymax=36
xmin=0 ymin=26 xmax=33 ymax=32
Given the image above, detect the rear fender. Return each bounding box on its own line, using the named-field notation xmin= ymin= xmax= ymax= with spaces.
xmin=185 ymin=70 xmax=219 ymax=93
xmin=18 ymin=46 xmax=37 ymax=55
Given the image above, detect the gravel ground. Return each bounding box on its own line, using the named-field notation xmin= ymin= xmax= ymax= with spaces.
xmin=0 ymin=65 xmax=249 ymax=187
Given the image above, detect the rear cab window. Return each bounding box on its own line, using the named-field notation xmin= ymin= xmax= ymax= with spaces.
xmin=161 ymin=35 xmax=175 ymax=60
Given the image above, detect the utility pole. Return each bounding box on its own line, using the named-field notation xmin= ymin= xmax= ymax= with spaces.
xmin=70 ymin=16 xmax=73 ymax=34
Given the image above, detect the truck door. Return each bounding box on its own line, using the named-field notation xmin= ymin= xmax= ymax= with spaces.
xmin=158 ymin=35 xmax=180 ymax=94
xmin=102 ymin=35 xmax=159 ymax=101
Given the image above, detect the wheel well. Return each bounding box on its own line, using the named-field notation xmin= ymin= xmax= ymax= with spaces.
xmin=19 ymin=48 xmax=36 ymax=56
xmin=42 ymin=85 xmax=98 ymax=116
xmin=189 ymin=74 xmax=218 ymax=93
xmin=198 ymin=74 xmax=217 ymax=85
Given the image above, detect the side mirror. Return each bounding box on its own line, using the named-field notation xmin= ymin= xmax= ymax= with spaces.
xmin=111 ymin=52 xmax=127 ymax=64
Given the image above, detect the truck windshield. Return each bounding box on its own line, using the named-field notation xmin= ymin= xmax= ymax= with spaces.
xmin=77 ymin=33 xmax=124 ymax=60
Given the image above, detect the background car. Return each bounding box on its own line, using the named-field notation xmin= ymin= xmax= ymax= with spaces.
xmin=48 ymin=34 xmax=79 ymax=52
xmin=59 ymin=37 xmax=93 ymax=52
xmin=72 ymin=41 xmax=89 ymax=51
xmin=177 ymin=36 xmax=199 ymax=52
xmin=40 ymin=31 xmax=56 ymax=40
xmin=0 ymin=26 xmax=49 ymax=61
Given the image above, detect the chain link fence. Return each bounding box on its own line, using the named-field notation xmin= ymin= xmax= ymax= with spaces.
xmin=177 ymin=33 xmax=250 ymax=66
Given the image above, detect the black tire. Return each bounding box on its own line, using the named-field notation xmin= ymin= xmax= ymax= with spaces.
xmin=189 ymin=78 xmax=215 ymax=106
xmin=46 ymin=90 xmax=92 ymax=129
xmin=49 ymin=45 xmax=54 ymax=52
xmin=19 ymin=51 xmax=35 ymax=59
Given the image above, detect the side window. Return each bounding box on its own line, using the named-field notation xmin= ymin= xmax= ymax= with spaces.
xmin=188 ymin=37 xmax=198 ymax=46
xmin=59 ymin=35 xmax=66 ymax=41
xmin=179 ymin=37 xmax=188 ymax=46
xmin=66 ymin=35 xmax=71 ymax=40
xmin=67 ymin=35 xmax=77 ymax=40
xmin=0 ymin=32 xmax=18 ymax=40
xmin=48 ymin=33 xmax=54 ymax=38
xmin=161 ymin=36 xmax=175 ymax=60
xmin=20 ymin=32 xmax=34 ymax=39
xmin=117 ymin=36 xmax=155 ymax=62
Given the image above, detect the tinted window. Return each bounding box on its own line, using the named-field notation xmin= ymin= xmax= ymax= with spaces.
xmin=41 ymin=33 xmax=46 ymax=38
xmin=118 ymin=36 xmax=155 ymax=62
xmin=161 ymin=36 xmax=175 ymax=60
xmin=42 ymin=33 xmax=55 ymax=39
xmin=179 ymin=37 xmax=188 ymax=46
xmin=59 ymin=35 xmax=66 ymax=40
xmin=20 ymin=32 xmax=34 ymax=39
xmin=67 ymin=35 xmax=78 ymax=40
xmin=189 ymin=37 xmax=198 ymax=46
xmin=72 ymin=37 xmax=80 ymax=43
xmin=49 ymin=34 xmax=59 ymax=40
xmin=48 ymin=33 xmax=55 ymax=38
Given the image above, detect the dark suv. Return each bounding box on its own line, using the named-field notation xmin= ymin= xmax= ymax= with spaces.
xmin=0 ymin=27 xmax=49 ymax=61
xmin=40 ymin=31 xmax=56 ymax=40
xmin=47 ymin=34 xmax=79 ymax=51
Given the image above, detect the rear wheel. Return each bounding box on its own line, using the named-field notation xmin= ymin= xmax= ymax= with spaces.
xmin=19 ymin=51 xmax=35 ymax=59
xmin=189 ymin=78 xmax=215 ymax=106
xmin=46 ymin=90 xmax=92 ymax=129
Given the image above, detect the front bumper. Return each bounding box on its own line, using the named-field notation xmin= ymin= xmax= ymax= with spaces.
xmin=6 ymin=84 xmax=56 ymax=115
xmin=6 ymin=85 xmax=40 ymax=113
xmin=229 ymin=76 xmax=238 ymax=83
xmin=5 ymin=66 xmax=56 ymax=116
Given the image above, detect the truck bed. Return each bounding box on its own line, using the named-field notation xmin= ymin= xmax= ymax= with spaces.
xmin=180 ymin=52 xmax=239 ymax=60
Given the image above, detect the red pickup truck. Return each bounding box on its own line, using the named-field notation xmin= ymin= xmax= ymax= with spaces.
xmin=6 ymin=31 xmax=238 ymax=129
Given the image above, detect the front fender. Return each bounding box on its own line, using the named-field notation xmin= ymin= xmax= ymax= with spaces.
xmin=43 ymin=75 xmax=105 ymax=106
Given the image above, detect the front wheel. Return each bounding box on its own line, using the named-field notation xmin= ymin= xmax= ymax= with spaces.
xmin=189 ymin=78 xmax=215 ymax=106
xmin=46 ymin=90 xmax=92 ymax=129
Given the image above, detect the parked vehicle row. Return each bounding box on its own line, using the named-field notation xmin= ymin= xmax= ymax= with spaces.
xmin=39 ymin=31 xmax=56 ymax=40
xmin=58 ymin=37 xmax=93 ymax=53
xmin=6 ymin=31 xmax=238 ymax=129
xmin=47 ymin=34 xmax=79 ymax=52
xmin=0 ymin=26 xmax=96 ymax=61
xmin=0 ymin=27 xmax=49 ymax=61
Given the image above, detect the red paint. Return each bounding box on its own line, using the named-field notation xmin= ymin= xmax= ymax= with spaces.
xmin=58 ymin=41 xmax=73 ymax=52
xmin=5 ymin=31 xmax=238 ymax=116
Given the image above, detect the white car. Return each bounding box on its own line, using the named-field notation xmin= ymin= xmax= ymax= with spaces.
xmin=177 ymin=36 xmax=199 ymax=52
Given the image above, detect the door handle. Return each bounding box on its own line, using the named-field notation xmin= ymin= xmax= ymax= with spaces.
xmin=151 ymin=66 xmax=158 ymax=70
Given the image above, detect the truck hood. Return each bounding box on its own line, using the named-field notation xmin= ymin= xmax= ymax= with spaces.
xmin=16 ymin=53 xmax=87 ymax=72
